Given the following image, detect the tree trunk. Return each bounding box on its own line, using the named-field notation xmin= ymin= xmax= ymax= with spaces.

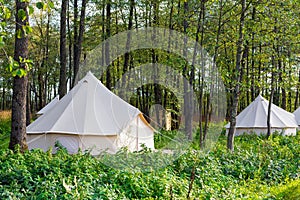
xmin=182 ymin=0 xmax=192 ymax=140
xmin=2 ymin=85 xmax=5 ymax=110
xmin=58 ymin=0 xmax=68 ymax=98
xmin=67 ymin=1 xmax=72 ymax=90
xmin=122 ymin=0 xmax=134 ymax=90
xmin=26 ymin=80 xmax=31 ymax=126
xmin=281 ymin=63 xmax=286 ymax=110
xmin=294 ymin=70 xmax=300 ymax=110
xmin=227 ymin=0 xmax=246 ymax=152
xmin=38 ymin=66 xmax=45 ymax=109
xmin=267 ymin=58 xmax=275 ymax=138
xmin=72 ymin=0 xmax=78 ymax=86
xmin=203 ymin=0 xmax=223 ymax=146
xmin=44 ymin=10 xmax=51 ymax=105
xmin=9 ymin=0 xmax=29 ymax=152
xmin=195 ymin=0 xmax=206 ymax=148
xmin=105 ymin=0 xmax=111 ymax=89
xmin=73 ymin=0 xmax=87 ymax=86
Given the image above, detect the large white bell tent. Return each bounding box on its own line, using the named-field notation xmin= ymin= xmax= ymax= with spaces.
xmin=293 ymin=107 xmax=300 ymax=127
xmin=27 ymin=72 xmax=155 ymax=155
xmin=36 ymin=96 xmax=59 ymax=115
xmin=225 ymin=95 xmax=298 ymax=136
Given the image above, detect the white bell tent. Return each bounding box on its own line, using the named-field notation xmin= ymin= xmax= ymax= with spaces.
xmin=27 ymin=72 xmax=155 ymax=155
xmin=293 ymin=107 xmax=300 ymax=127
xmin=225 ymin=95 xmax=298 ymax=136
xmin=37 ymin=96 xmax=59 ymax=115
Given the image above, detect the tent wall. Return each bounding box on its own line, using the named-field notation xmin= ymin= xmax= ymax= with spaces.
xmin=28 ymin=134 xmax=80 ymax=154
xmin=80 ymin=135 xmax=117 ymax=155
xmin=27 ymin=115 xmax=154 ymax=155
xmin=27 ymin=134 xmax=50 ymax=151
xmin=117 ymin=115 xmax=155 ymax=152
xmin=226 ymin=127 xmax=296 ymax=136
xmin=293 ymin=107 xmax=300 ymax=126
xmin=28 ymin=134 xmax=118 ymax=154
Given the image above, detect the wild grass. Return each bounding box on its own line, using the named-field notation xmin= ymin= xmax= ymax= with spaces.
xmin=0 ymin=110 xmax=11 ymax=150
xmin=0 ymin=110 xmax=11 ymax=121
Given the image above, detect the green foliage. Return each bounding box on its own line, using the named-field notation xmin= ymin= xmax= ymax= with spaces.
xmin=0 ymin=130 xmax=299 ymax=199
xmin=6 ymin=56 xmax=33 ymax=77
xmin=270 ymin=179 xmax=300 ymax=200
xmin=17 ymin=9 xmax=27 ymax=21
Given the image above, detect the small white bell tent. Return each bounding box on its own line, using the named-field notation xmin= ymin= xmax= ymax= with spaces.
xmin=293 ymin=107 xmax=300 ymax=127
xmin=36 ymin=96 xmax=59 ymax=115
xmin=225 ymin=95 xmax=298 ymax=136
xmin=27 ymin=72 xmax=155 ymax=155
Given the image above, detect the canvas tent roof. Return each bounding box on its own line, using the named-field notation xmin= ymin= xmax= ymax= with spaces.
xmin=293 ymin=107 xmax=300 ymax=126
xmin=225 ymin=94 xmax=298 ymax=129
xmin=27 ymin=71 xmax=144 ymax=135
xmin=37 ymin=96 xmax=59 ymax=115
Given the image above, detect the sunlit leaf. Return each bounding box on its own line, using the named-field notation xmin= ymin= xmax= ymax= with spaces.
xmin=48 ymin=1 xmax=55 ymax=9
xmin=28 ymin=6 xmax=34 ymax=15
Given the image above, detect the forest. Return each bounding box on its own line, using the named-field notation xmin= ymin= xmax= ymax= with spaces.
xmin=0 ymin=0 xmax=300 ymax=199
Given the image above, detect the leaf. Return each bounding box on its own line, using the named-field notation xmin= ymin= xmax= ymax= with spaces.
xmin=36 ymin=2 xmax=44 ymax=10
xmin=4 ymin=7 xmax=11 ymax=19
xmin=48 ymin=1 xmax=55 ymax=9
xmin=17 ymin=9 xmax=27 ymax=21
xmin=25 ymin=25 xmax=32 ymax=34
xmin=12 ymin=68 xmax=27 ymax=77
xmin=28 ymin=6 xmax=34 ymax=15
xmin=6 ymin=62 xmax=13 ymax=72
xmin=17 ymin=29 xmax=22 ymax=39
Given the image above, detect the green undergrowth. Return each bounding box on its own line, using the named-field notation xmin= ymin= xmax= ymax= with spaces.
xmin=0 ymin=129 xmax=298 ymax=199
xmin=0 ymin=117 xmax=299 ymax=199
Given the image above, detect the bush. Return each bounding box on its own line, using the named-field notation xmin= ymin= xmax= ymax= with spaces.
xmin=0 ymin=127 xmax=299 ymax=199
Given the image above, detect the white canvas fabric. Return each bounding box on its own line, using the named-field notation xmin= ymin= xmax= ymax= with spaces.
xmin=225 ymin=94 xmax=297 ymax=136
xmin=293 ymin=107 xmax=300 ymax=126
xmin=36 ymin=96 xmax=59 ymax=115
xmin=27 ymin=72 xmax=154 ymax=154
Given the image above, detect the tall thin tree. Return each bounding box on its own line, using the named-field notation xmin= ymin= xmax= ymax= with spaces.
xmin=105 ymin=0 xmax=111 ymax=89
xmin=58 ymin=0 xmax=68 ymax=98
xmin=9 ymin=0 xmax=30 ymax=152
xmin=73 ymin=0 xmax=87 ymax=86
xmin=182 ymin=0 xmax=193 ymax=140
xmin=227 ymin=0 xmax=247 ymax=151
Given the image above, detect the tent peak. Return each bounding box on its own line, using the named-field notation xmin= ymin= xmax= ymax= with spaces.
xmin=256 ymin=94 xmax=263 ymax=99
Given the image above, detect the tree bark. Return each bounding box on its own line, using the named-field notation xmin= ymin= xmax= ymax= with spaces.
xmin=250 ymin=6 xmax=256 ymax=100
xmin=67 ymin=1 xmax=72 ymax=90
xmin=194 ymin=0 xmax=206 ymax=148
xmin=281 ymin=63 xmax=286 ymax=110
xmin=152 ymin=0 xmax=162 ymax=127
xmin=58 ymin=0 xmax=68 ymax=98
xmin=267 ymin=66 xmax=274 ymax=138
xmin=182 ymin=0 xmax=193 ymax=140
xmin=123 ymin=0 xmax=134 ymax=73
xmin=227 ymin=0 xmax=246 ymax=152
xmin=105 ymin=0 xmax=111 ymax=89
xmin=294 ymin=69 xmax=300 ymax=110
xmin=73 ymin=0 xmax=87 ymax=86
xmin=9 ymin=0 xmax=29 ymax=152
xmin=2 ymin=84 xmax=5 ymax=110
xmin=72 ymin=0 xmax=78 ymax=85
xmin=26 ymin=80 xmax=31 ymax=126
